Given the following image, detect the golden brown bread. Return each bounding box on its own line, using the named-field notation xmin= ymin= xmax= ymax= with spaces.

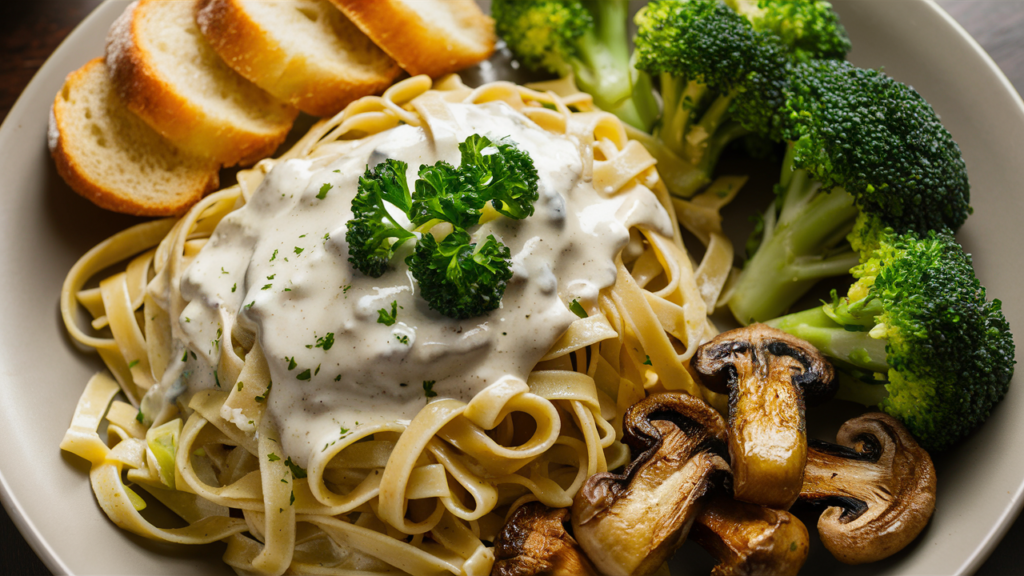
xmin=49 ymin=58 xmax=220 ymax=216
xmin=105 ymin=0 xmax=298 ymax=166
xmin=196 ymin=0 xmax=400 ymax=117
xmin=328 ymin=0 xmax=496 ymax=78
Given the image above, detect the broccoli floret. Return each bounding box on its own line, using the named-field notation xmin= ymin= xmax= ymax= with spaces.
xmin=727 ymin=0 xmax=851 ymax=61
xmin=346 ymin=160 xmax=416 ymax=278
xmin=492 ymin=0 xmax=659 ymax=131
xmin=728 ymin=59 xmax=972 ymax=324
xmin=633 ymin=0 xmax=790 ymax=197
xmin=767 ymin=231 xmax=1015 ymax=452
xmin=345 ymin=135 xmax=539 ymax=319
xmin=406 ymin=231 xmax=514 ymax=319
xmin=457 ymin=134 xmax=540 ymax=220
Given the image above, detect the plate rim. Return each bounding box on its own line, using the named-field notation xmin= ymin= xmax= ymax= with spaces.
xmin=1 ymin=0 xmax=1022 ymax=574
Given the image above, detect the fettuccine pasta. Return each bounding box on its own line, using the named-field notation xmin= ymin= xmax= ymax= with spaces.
xmin=60 ymin=74 xmax=741 ymax=575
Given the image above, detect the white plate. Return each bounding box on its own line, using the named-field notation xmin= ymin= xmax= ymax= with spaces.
xmin=1 ymin=1 xmax=1022 ymax=574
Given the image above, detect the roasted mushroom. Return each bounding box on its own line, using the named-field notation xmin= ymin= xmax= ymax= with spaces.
xmin=691 ymin=495 xmax=810 ymax=576
xmin=799 ymin=412 xmax=936 ymax=565
xmin=492 ymin=502 xmax=597 ymax=576
xmin=572 ymin=392 xmax=730 ymax=576
xmin=693 ymin=324 xmax=836 ymax=509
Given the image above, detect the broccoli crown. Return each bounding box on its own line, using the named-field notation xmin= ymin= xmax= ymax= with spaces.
xmin=406 ymin=231 xmax=513 ymax=320
xmin=346 ymin=160 xmax=416 ymax=278
xmin=492 ymin=0 xmax=591 ymax=76
xmin=635 ymin=0 xmax=790 ymax=140
xmin=785 ymin=59 xmax=972 ymax=237
xmin=731 ymin=0 xmax=851 ymax=61
xmin=636 ymin=0 xmax=768 ymax=91
xmin=458 ymin=134 xmax=540 ymax=220
xmin=830 ymin=231 xmax=1015 ymax=451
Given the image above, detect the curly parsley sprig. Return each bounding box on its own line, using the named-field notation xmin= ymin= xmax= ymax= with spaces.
xmin=345 ymin=134 xmax=538 ymax=319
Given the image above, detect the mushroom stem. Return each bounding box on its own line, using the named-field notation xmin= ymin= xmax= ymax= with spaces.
xmin=799 ymin=412 xmax=936 ymax=565
xmin=693 ymin=324 xmax=837 ymax=510
xmin=492 ymin=503 xmax=598 ymax=576
xmin=572 ymin=393 xmax=730 ymax=576
xmin=727 ymin=354 xmax=807 ymax=509
xmin=691 ymin=495 xmax=810 ymax=576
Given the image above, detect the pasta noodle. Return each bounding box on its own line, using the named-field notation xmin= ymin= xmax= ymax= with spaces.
xmin=60 ymin=74 xmax=740 ymax=575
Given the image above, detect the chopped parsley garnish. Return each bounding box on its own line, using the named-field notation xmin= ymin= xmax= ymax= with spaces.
xmin=334 ymin=374 xmax=342 ymax=382
xmin=231 ymin=283 xmax=237 ymax=293
xmin=290 ymin=490 xmax=295 ymax=505
xmin=270 ymin=249 xmax=278 ymax=262
xmin=181 ymin=350 xmax=189 ymax=362
xmin=135 ymin=410 xmax=144 ymax=424
xmin=314 ymin=364 xmax=321 ymax=376
xmin=396 ymin=334 xmax=409 ymax=345
xmin=221 ymin=267 xmax=229 ymax=275
xmin=267 ymin=453 xmax=281 ymax=462
xmin=377 ymin=301 xmax=399 ymax=326
xmin=643 ymin=355 xmax=652 ymax=366
xmin=245 ymin=301 xmax=255 ymax=310
xmin=314 ymin=333 xmax=335 ymax=350
xmin=127 ymin=359 xmax=139 ymax=369
xmin=284 ymin=457 xmax=307 ymax=479
xmin=294 ymin=247 xmax=304 ymax=255
xmin=296 ymin=369 xmax=312 ymax=381
xmin=286 ymin=356 xmax=297 ymax=370
xmin=316 ymin=183 xmax=333 ymax=200
xmin=255 ymin=381 xmax=272 ymax=402
xmin=237 ymin=381 xmax=244 ymax=391
xmin=569 ymin=299 xmax=589 ymax=319
xmin=267 ymin=274 xmax=276 ymax=280
xmin=423 ymin=380 xmax=437 ymax=398
xmin=323 ymin=233 xmax=330 ymax=242
xmin=340 ymin=425 xmax=350 ymax=435
xmin=214 ymin=370 xmax=221 ymax=388
xmin=262 ymin=284 xmax=272 ymax=290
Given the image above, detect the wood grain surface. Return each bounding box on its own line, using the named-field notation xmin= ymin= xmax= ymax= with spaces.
xmin=0 ymin=1 xmax=1021 ymax=575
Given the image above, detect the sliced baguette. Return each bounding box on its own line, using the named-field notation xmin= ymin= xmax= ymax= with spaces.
xmin=328 ymin=0 xmax=495 ymax=78
xmin=196 ymin=0 xmax=400 ymax=118
xmin=106 ymin=0 xmax=298 ymax=167
xmin=49 ymin=58 xmax=219 ymax=216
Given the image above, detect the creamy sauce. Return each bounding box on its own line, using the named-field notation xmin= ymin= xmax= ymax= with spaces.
xmin=177 ymin=101 xmax=672 ymax=464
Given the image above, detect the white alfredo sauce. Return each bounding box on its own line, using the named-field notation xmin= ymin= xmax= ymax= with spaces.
xmin=177 ymin=100 xmax=672 ymax=465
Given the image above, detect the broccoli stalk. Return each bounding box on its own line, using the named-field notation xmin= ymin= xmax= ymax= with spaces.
xmin=728 ymin=59 xmax=972 ymax=324
xmin=345 ymin=135 xmax=538 ymax=320
xmin=766 ymin=231 xmax=1015 ymax=452
xmin=492 ymin=0 xmax=659 ymax=131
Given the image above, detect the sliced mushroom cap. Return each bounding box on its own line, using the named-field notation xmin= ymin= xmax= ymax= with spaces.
xmin=693 ymin=324 xmax=836 ymax=509
xmin=572 ymin=392 xmax=730 ymax=576
xmin=492 ymin=502 xmax=597 ymax=576
xmin=799 ymin=412 xmax=936 ymax=564
xmin=691 ymin=495 xmax=809 ymax=576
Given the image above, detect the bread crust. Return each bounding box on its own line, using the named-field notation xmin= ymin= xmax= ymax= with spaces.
xmin=50 ymin=59 xmax=219 ymax=217
xmin=196 ymin=0 xmax=400 ymax=117
xmin=106 ymin=0 xmax=297 ymax=166
xmin=328 ymin=0 xmax=495 ymax=78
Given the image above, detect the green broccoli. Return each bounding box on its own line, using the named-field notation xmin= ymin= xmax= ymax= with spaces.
xmin=346 ymin=160 xmax=416 ymax=278
xmin=492 ymin=0 xmax=659 ymax=131
xmin=406 ymin=231 xmax=514 ymax=320
xmin=726 ymin=0 xmax=851 ymax=62
xmin=633 ymin=0 xmax=792 ymax=198
xmin=728 ymin=59 xmax=972 ymax=324
xmin=767 ymin=231 xmax=1015 ymax=452
xmin=345 ymin=135 xmax=538 ymax=319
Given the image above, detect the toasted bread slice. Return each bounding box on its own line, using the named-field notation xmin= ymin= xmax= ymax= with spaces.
xmin=196 ymin=0 xmax=400 ymax=118
xmin=328 ymin=0 xmax=495 ymax=78
xmin=49 ymin=58 xmax=219 ymax=216
xmin=106 ymin=0 xmax=298 ymax=166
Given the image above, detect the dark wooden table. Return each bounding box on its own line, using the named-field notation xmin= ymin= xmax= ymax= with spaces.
xmin=1 ymin=1 xmax=1021 ymax=574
